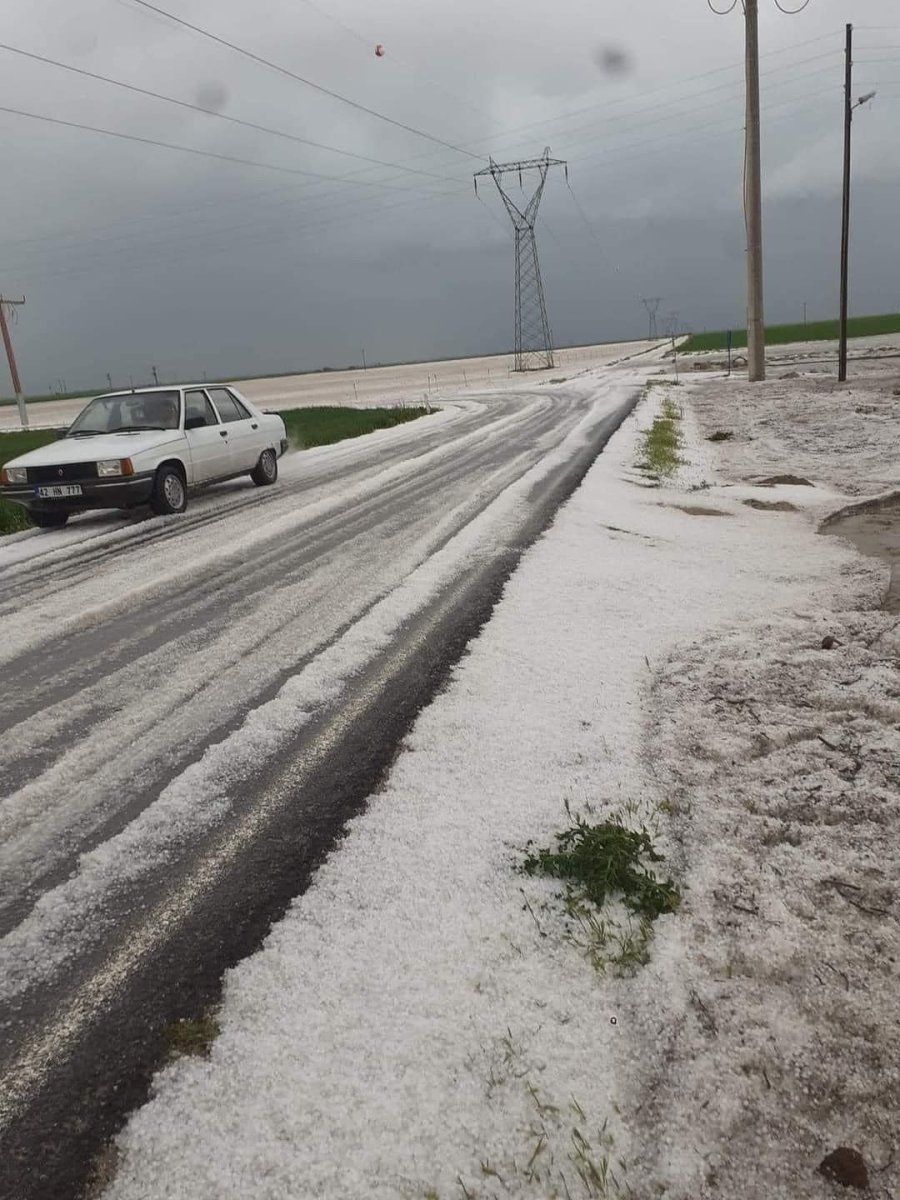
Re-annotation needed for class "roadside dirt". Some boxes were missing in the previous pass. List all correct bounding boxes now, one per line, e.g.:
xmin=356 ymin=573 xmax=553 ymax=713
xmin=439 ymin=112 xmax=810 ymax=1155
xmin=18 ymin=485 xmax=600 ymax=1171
xmin=823 ymin=494 xmax=900 ymax=612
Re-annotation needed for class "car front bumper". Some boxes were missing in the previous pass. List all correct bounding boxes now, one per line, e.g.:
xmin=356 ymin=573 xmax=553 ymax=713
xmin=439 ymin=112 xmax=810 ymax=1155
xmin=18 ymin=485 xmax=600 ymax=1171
xmin=1 ymin=472 xmax=155 ymax=513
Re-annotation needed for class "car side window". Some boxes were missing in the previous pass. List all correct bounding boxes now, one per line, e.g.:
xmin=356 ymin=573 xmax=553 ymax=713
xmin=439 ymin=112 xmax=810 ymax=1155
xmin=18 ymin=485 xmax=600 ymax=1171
xmin=184 ymin=390 xmax=219 ymax=430
xmin=208 ymin=388 xmax=247 ymax=423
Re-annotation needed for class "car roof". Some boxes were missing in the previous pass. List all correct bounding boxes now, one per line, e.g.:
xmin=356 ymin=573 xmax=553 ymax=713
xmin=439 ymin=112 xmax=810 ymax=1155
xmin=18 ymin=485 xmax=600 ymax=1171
xmin=93 ymin=384 xmax=235 ymax=399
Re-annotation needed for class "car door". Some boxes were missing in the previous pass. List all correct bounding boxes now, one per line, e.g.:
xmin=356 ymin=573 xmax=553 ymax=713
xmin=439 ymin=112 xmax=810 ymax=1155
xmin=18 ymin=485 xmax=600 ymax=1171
xmin=183 ymin=389 xmax=231 ymax=482
xmin=206 ymin=388 xmax=264 ymax=472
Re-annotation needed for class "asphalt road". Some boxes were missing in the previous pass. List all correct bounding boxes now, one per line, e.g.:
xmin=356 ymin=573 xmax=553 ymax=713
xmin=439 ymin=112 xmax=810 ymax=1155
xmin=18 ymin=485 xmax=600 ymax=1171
xmin=0 ymin=370 xmax=641 ymax=1200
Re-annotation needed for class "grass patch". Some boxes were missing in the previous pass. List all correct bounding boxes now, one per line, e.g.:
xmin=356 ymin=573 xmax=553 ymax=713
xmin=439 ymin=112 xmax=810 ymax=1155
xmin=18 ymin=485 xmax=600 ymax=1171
xmin=0 ymin=428 xmax=63 ymax=535
xmin=524 ymin=818 xmax=679 ymax=920
xmin=445 ymin=1076 xmax=627 ymax=1199
xmin=680 ymin=311 xmax=900 ymax=353
xmin=162 ymin=1012 xmax=220 ymax=1059
xmin=522 ymin=813 xmax=679 ymax=977
xmin=706 ymin=429 xmax=733 ymax=442
xmin=279 ymin=404 xmax=430 ymax=449
xmin=0 ymin=428 xmax=61 ymax=462
xmin=639 ymin=396 xmax=682 ymax=479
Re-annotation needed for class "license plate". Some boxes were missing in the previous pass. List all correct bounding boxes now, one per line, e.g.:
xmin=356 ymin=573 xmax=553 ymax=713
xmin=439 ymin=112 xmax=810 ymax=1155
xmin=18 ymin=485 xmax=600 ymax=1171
xmin=36 ymin=484 xmax=83 ymax=498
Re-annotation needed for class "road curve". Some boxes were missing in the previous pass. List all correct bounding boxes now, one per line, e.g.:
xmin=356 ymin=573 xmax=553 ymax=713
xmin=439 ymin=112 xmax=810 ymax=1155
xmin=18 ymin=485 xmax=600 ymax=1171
xmin=0 ymin=370 xmax=641 ymax=1200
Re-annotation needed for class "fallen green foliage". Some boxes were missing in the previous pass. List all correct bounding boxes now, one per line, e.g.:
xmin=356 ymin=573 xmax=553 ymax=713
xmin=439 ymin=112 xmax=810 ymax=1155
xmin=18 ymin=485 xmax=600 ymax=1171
xmin=524 ymin=817 xmax=680 ymax=921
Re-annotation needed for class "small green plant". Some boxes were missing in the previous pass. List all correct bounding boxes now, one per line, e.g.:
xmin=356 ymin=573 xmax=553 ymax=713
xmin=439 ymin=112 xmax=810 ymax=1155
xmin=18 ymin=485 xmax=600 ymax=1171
xmin=162 ymin=1012 xmax=220 ymax=1059
xmin=523 ymin=818 xmax=679 ymax=920
xmin=638 ymin=397 xmax=682 ymax=479
xmin=522 ymin=814 xmax=679 ymax=977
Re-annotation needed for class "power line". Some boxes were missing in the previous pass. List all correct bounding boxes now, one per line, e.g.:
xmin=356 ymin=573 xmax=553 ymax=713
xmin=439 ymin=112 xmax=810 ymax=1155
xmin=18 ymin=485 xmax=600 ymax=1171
xmin=457 ymin=35 xmax=843 ymax=153
xmin=0 ymin=83 xmax=836 ymax=278
xmin=124 ymin=0 xmax=485 ymax=162
xmin=0 ymin=42 xmax=461 ymax=185
xmin=0 ymin=24 xmax=847 ymax=281
xmin=0 ymin=103 xmax=467 ymax=192
xmin=294 ymin=0 xmax=492 ymax=123
xmin=546 ymin=63 xmax=842 ymax=158
xmin=562 ymin=85 xmax=839 ymax=175
xmin=13 ymin=187 xmax=463 ymax=287
xmin=0 ymin=34 xmax=845 ymax=260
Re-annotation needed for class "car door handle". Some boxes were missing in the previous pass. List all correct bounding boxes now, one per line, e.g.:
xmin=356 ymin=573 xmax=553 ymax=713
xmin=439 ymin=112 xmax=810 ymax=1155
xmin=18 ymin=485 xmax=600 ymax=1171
xmin=219 ymin=430 xmax=228 ymax=438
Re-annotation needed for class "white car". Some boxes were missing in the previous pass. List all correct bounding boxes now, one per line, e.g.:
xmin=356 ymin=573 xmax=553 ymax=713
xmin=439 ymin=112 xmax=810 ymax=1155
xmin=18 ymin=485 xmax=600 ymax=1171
xmin=0 ymin=385 xmax=288 ymax=528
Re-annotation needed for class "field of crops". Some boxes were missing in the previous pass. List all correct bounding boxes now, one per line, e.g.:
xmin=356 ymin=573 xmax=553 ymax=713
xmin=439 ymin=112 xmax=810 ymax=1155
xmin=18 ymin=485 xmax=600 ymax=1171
xmin=680 ymin=312 xmax=900 ymax=353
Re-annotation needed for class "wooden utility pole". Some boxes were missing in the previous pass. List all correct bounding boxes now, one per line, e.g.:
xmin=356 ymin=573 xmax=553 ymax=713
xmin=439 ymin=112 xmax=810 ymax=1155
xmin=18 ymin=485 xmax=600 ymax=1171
xmin=0 ymin=296 xmax=28 ymax=427
xmin=744 ymin=0 xmax=766 ymax=382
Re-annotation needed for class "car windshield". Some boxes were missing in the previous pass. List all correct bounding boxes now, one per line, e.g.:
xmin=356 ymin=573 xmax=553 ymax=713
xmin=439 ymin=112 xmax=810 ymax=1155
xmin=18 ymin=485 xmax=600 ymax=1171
xmin=66 ymin=391 xmax=181 ymax=435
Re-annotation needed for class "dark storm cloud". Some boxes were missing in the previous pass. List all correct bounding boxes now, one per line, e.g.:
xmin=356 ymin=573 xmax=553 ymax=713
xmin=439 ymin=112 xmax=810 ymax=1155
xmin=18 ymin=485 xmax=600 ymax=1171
xmin=0 ymin=0 xmax=897 ymax=390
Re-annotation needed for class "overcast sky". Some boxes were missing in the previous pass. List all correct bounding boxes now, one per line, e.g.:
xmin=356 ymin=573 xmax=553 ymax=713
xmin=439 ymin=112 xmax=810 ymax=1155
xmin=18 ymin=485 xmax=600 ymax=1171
xmin=1 ymin=0 xmax=898 ymax=392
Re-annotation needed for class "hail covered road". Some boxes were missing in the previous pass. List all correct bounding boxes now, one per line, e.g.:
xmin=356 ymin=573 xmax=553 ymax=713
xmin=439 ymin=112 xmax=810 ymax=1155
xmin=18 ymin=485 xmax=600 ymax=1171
xmin=0 ymin=364 xmax=643 ymax=1199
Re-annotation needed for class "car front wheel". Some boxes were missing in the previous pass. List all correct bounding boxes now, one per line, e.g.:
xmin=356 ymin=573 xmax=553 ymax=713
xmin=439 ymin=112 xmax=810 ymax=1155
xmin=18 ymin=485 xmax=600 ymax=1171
xmin=150 ymin=465 xmax=187 ymax=515
xmin=31 ymin=510 xmax=70 ymax=529
xmin=250 ymin=448 xmax=278 ymax=487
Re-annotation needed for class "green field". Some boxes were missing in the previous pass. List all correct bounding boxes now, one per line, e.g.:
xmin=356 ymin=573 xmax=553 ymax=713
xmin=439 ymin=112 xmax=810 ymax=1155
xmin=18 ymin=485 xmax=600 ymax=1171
xmin=680 ymin=312 xmax=900 ymax=354
xmin=0 ymin=428 xmax=61 ymax=533
xmin=279 ymin=405 xmax=430 ymax=449
xmin=0 ymin=406 xmax=430 ymax=535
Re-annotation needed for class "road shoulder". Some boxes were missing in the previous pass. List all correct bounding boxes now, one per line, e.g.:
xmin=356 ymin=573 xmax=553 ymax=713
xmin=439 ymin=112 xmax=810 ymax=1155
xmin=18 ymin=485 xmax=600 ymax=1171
xmin=104 ymin=368 xmax=900 ymax=1200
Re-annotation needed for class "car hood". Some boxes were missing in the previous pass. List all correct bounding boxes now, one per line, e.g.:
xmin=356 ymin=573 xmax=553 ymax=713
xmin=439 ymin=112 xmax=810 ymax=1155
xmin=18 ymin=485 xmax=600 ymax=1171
xmin=7 ymin=431 xmax=183 ymax=468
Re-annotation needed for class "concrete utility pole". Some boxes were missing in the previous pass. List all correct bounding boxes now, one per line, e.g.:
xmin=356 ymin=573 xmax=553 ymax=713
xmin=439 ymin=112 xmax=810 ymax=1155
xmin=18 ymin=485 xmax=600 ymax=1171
xmin=838 ymin=23 xmax=853 ymax=383
xmin=0 ymin=295 xmax=28 ymax=427
xmin=744 ymin=0 xmax=766 ymax=382
xmin=711 ymin=0 xmax=813 ymax=382
xmin=838 ymin=24 xmax=876 ymax=383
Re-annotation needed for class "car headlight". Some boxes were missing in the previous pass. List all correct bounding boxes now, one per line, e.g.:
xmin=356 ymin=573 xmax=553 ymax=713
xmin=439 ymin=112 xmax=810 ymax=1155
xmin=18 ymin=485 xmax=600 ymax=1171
xmin=1 ymin=466 xmax=27 ymax=484
xmin=97 ymin=458 xmax=134 ymax=477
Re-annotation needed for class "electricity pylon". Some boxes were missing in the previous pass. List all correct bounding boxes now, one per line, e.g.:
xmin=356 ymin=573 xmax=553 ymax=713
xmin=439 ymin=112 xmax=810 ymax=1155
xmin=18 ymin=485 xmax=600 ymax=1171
xmin=475 ymin=148 xmax=567 ymax=371
xmin=640 ymin=297 xmax=663 ymax=341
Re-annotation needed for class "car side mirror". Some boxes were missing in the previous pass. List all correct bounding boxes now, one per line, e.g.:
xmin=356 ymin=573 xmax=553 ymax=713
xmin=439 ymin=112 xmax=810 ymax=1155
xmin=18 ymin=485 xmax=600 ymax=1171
xmin=184 ymin=416 xmax=206 ymax=430
xmin=55 ymin=428 xmax=69 ymax=440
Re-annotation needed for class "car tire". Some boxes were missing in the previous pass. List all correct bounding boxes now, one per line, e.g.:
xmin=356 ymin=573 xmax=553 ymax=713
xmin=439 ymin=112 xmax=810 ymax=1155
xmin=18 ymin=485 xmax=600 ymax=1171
xmin=31 ymin=510 xmax=70 ymax=529
xmin=250 ymin=448 xmax=278 ymax=487
xmin=150 ymin=465 xmax=188 ymax=515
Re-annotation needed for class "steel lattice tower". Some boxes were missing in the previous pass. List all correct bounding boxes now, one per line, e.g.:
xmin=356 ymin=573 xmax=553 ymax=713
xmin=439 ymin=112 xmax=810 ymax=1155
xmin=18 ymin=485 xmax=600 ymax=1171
xmin=475 ymin=148 xmax=567 ymax=372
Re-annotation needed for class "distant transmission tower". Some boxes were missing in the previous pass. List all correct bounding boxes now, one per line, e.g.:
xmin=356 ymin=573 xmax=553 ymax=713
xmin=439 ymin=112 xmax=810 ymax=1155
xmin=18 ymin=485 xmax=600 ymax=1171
xmin=475 ymin=148 xmax=567 ymax=371
xmin=640 ymin=297 xmax=663 ymax=341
